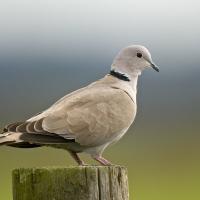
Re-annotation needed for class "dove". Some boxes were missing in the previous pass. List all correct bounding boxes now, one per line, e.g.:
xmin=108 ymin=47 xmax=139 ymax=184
xmin=0 ymin=45 xmax=159 ymax=165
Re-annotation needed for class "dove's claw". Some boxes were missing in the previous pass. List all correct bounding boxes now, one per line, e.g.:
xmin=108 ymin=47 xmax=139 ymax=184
xmin=93 ymin=156 xmax=112 ymax=166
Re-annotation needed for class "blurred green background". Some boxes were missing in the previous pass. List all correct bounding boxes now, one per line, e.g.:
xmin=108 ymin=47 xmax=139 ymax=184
xmin=0 ymin=0 xmax=200 ymax=199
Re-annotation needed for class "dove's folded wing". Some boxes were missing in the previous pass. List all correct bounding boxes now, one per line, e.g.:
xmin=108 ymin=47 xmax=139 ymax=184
xmin=41 ymin=86 xmax=136 ymax=147
xmin=2 ymin=76 xmax=136 ymax=147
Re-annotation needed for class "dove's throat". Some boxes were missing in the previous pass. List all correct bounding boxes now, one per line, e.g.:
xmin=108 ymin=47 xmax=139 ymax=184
xmin=129 ymin=75 xmax=138 ymax=94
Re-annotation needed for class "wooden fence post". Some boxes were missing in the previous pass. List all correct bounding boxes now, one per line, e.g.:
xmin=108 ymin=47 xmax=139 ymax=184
xmin=12 ymin=166 xmax=129 ymax=200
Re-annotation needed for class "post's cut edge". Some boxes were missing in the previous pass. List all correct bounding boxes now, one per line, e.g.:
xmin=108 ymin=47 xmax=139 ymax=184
xmin=12 ymin=165 xmax=129 ymax=200
xmin=12 ymin=165 xmax=127 ymax=172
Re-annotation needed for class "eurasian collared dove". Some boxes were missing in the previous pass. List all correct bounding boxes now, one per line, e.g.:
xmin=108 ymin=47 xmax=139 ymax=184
xmin=0 ymin=45 xmax=159 ymax=165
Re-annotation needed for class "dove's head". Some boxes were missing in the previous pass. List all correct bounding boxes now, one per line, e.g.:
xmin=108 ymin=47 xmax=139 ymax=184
xmin=111 ymin=45 xmax=159 ymax=77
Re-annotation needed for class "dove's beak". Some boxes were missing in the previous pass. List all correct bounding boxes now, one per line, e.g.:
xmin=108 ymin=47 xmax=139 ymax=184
xmin=151 ymin=62 xmax=159 ymax=72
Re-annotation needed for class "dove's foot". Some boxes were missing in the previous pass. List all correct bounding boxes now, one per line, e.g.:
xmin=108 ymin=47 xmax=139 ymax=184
xmin=69 ymin=151 xmax=86 ymax=166
xmin=93 ymin=156 xmax=112 ymax=166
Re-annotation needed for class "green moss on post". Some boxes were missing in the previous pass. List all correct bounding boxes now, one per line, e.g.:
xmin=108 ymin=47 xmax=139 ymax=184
xmin=12 ymin=166 xmax=129 ymax=200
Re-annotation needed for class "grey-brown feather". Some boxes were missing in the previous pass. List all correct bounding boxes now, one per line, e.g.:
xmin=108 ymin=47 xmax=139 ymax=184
xmin=19 ymin=133 xmax=74 ymax=144
xmin=0 ymin=119 xmax=75 ymax=147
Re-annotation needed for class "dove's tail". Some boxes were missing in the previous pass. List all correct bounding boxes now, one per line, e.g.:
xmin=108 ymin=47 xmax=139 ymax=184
xmin=0 ymin=132 xmax=42 ymax=148
xmin=0 ymin=132 xmax=23 ymax=146
xmin=0 ymin=130 xmax=73 ymax=148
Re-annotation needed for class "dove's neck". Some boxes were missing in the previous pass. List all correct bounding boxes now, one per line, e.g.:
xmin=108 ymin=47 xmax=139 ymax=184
xmin=111 ymin=66 xmax=140 ymax=93
xmin=129 ymin=75 xmax=138 ymax=93
xmin=109 ymin=68 xmax=139 ymax=104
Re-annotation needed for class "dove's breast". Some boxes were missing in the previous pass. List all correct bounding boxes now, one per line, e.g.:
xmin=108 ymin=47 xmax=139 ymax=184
xmin=73 ymin=87 xmax=137 ymax=146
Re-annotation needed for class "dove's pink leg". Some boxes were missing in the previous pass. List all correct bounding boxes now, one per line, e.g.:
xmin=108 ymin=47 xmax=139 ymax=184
xmin=68 ymin=151 xmax=86 ymax=166
xmin=93 ymin=156 xmax=112 ymax=166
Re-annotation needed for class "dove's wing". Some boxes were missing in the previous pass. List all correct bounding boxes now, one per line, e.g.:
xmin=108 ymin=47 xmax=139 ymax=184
xmin=41 ymin=85 xmax=136 ymax=147
xmin=2 ymin=76 xmax=136 ymax=147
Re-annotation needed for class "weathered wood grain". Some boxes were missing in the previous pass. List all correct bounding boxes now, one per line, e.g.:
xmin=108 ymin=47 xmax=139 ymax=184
xmin=12 ymin=166 xmax=129 ymax=200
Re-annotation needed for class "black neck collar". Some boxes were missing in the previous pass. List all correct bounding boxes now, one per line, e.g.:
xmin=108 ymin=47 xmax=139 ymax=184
xmin=109 ymin=70 xmax=130 ymax=82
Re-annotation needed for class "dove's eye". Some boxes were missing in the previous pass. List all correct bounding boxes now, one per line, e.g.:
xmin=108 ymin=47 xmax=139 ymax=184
xmin=137 ymin=53 xmax=142 ymax=58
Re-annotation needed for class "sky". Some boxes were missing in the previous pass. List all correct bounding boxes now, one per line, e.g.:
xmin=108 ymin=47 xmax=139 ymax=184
xmin=0 ymin=0 xmax=199 ymax=70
